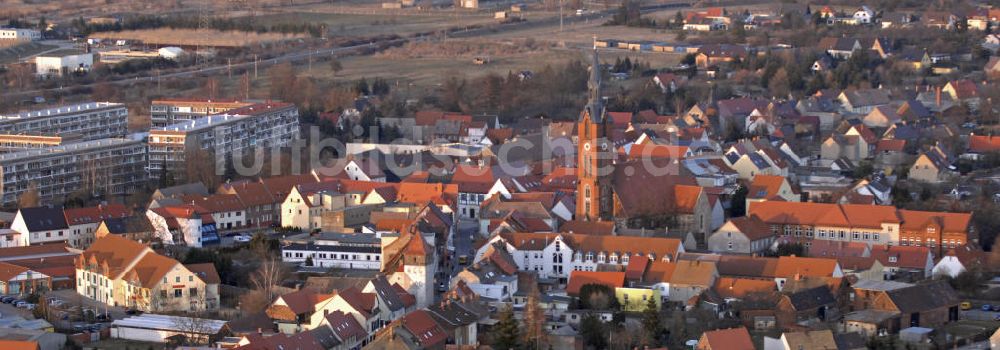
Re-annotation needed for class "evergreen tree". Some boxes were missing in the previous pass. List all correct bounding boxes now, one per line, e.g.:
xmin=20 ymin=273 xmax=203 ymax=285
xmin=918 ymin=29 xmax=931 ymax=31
xmin=491 ymin=305 xmax=521 ymax=350
xmin=579 ymin=313 xmax=608 ymax=349
xmin=641 ymin=297 xmax=662 ymax=346
xmin=354 ymin=78 xmax=370 ymax=96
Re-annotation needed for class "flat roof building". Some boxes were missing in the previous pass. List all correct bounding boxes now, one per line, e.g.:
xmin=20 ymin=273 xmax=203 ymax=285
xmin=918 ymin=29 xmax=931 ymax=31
xmin=0 ymin=138 xmax=147 ymax=205
xmin=147 ymin=102 xmax=299 ymax=181
xmin=149 ymin=98 xmax=255 ymax=128
xmin=0 ymin=102 xmax=127 ymax=141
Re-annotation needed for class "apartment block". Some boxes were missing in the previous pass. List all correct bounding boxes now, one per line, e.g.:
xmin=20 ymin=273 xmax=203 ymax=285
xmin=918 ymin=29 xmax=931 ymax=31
xmin=147 ymin=102 xmax=300 ymax=181
xmin=149 ymin=98 xmax=254 ymax=128
xmin=0 ymin=102 xmax=127 ymax=141
xmin=0 ymin=138 xmax=147 ymax=206
xmin=0 ymin=134 xmax=80 ymax=153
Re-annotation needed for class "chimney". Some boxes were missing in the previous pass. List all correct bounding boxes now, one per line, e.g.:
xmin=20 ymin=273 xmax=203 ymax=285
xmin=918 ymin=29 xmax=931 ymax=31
xmin=794 ymin=273 xmax=801 ymax=281
xmin=935 ymin=86 xmax=942 ymax=107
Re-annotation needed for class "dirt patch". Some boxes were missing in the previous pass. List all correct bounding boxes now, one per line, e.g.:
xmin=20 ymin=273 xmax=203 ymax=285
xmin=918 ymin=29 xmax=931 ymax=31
xmin=376 ymin=38 xmax=550 ymax=59
xmin=89 ymin=28 xmax=306 ymax=47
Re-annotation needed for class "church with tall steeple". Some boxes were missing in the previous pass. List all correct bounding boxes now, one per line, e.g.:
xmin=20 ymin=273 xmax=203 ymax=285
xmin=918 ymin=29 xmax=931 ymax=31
xmin=575 ymin=49 xmax=615 ymax=222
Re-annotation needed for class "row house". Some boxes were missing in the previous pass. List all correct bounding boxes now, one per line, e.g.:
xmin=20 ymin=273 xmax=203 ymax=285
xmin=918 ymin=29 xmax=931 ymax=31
xmin=747 ymin=201 xmax=971 ymax=253
xmin=475 ymin=232 xmax=684 ymax=281
xmin=217 ymin=174 xmax=321 ymax=228
xmin=62 ymin=204 xmax=132 ymax=248
xmin=10 ymin=204 xmax=130 ymax=248
xmin=181 ymin=194 xmax=247 ymax=230
xmin=0 ymin=138 xmax=147 ymax=206
xmin=75 ymin=235 xmax=219 ymax=312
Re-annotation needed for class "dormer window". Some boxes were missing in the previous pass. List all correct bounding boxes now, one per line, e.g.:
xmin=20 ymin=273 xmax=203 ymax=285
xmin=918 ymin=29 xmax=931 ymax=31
xmin=597 ymin=253 xmax=606 ymax=263
xmin=622 ymin=255 xmax=630 ymax=264
xmin=586 ymin=253 xmax=594 ymax=261
xmin=888 ymin=256 xmax=897 ymax=263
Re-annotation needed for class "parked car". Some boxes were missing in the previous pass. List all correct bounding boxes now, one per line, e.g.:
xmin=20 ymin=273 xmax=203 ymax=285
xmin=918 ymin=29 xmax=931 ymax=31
xmin=0 ymin=296 xmax=14 ymax=303
xmin=961 ymin=301 xmax=972 ymax=310
xmin=983 ymin=304 xmax=992 ymax=312
xmin=234 ymin=235 xmax=252 ymax=243
xmin=125 ymin=309 xmax=141 ymax=315
xmin=224 ymin=232 xmax=243 ymax=237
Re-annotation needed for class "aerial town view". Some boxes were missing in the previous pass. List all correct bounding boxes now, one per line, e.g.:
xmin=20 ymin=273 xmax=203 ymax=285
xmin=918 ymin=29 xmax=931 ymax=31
xmin=4 ymin=0 xmax=1000 ymax=349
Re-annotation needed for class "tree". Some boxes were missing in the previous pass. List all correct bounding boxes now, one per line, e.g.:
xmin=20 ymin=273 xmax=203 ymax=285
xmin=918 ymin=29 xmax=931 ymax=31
xmin=523 ymin=286 xmax=547 ymax=349
xmin=249 ymin=259 xmax=287 ymax=304
xmin=354 ymin=78 xmax=370 ymax=96
xmin=579 ymin=313 xmax=608 ymax=349
xmin=491 ymin=305 xmax=520 ymax=350
xmin=172 ymin=314 xmax=215 ymax=345
xmin=641 ymin=297 xmax=662 ymax=346
xmin=304 ymin=255 xmax=314 ymax=267
xmin=578 ymin=284 xmax=620 ymax=310
xmin=329 ymin=59 xmax=343 ymax=78
xmin=771 ymin=242 xmax=806 ymax=257
xmin=18 ymin=182 xmax=40 ymax=208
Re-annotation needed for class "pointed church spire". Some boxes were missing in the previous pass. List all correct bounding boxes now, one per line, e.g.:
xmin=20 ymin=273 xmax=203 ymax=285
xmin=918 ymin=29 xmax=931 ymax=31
xmin=585 ymin=45 xmax=604 ymax=123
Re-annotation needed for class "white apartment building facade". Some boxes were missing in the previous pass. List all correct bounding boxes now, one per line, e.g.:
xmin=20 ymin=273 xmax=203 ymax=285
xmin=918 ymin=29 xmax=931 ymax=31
xmin=147 ymin=102 xmax=299 ymax=181
xmin=281 ymin=233 xmax=382 ymax=269
xmin=0 ymin=138 xmax=147 ymax=206
xmin=0 ymin=102 xmax=128 ymax=141
xmin=149 ymin=99 xmax=254 ymax=128
xmin=0 ymin=28 xmax=41 ymax=41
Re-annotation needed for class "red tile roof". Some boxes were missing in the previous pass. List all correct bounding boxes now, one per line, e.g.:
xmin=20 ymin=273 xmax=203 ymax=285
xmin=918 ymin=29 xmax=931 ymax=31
xmin=401 ymin=310 xmax=449 ymax=347
xmin=713 ymin=277 xmax=776 ymax=299
xmin=566 ymin=271 xmax=626 ymax=296
xmin=64 ymin=204 xmax=131 ymax=226
xmin=0 ymin=262 xmax=29 ymax=281
xmin=624 ymin=255 xmax=650 ymax=281
xmin=969 ymin=135 xmax=1000 ymax=153
xmin=699 ymin=327 xmax=754 ymax=350
xmin=870 ymin=245 xmax=931 ymax=269
xmin=876 ymin=139 xmax=907 ymax=153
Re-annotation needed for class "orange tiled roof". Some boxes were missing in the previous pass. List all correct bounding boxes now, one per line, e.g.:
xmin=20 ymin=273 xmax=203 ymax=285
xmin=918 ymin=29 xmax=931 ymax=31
xmin=773 ymin=256 xmax=839 ymax=278
xmin=674 ymin=185 xmax=703 ymax=214
xmin=969 ymin=135 xmax=1000 ymax=153
xmin=700 ymin=327 xmax=755 ymax=350
xmin=0 ymin=262 xmax=29 ymax=281
xmin=566 ymin=271 xmax=626 ymax=295
xmin=713 ymin=277 xmax=776 ymax=299
xmin=748 ymin=175 xmax=786 ymax=199
xmin=898 ymin=209 xmax=971 ymax=233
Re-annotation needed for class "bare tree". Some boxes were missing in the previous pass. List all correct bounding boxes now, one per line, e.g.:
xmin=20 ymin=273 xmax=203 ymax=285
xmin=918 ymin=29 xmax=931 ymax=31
xmin=172 ymin=313 xmax=216 ymax=345
xmin=522 ymin=285 xmax=548 ymax=349
xmin=249 ymin=259 xmax=287 ymax=303
xmin=18 ymin=182 xmax=40 ymax=208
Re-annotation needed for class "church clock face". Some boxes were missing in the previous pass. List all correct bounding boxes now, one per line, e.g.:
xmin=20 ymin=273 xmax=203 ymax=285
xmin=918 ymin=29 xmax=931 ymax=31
xmin=583 ymin=142 xmax=591 ymax=151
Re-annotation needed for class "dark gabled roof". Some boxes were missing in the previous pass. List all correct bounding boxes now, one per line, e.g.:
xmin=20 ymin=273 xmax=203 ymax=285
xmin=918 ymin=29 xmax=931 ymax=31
xmin=426 ymin=300 xmax=484 ymax=329
xmin=884 ymin=280 xmax=959 ymax=313
xmin=18 ymin=207 xmax=68 ymax=231
xmin=369 ymin=275 xmax=406 ymax=312
xmin=785 ymin=286 xmax=836 ymax=310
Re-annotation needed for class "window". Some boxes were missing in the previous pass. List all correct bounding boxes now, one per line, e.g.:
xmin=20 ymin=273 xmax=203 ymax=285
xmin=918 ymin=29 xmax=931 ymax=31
xmin=852 ymin=232 xmax=860 ymax=240
xmin=175 ymin=276 xmax=180 ymax=283
xmin=174 ymin=289 xmax=183 ymax=298
xmin=189 ymin=276 xmax=193 ymax=282
xmin=863 ymin=233 xmax=870 ymax=240
xmin=873 ymin=234 xmax=879 ymax=241
xmin=727 ymin=241 xmax=733 ymax=250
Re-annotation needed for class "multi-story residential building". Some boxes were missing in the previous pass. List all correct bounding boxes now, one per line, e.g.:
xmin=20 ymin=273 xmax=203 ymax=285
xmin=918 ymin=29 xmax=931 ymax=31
xmin=0 ymin=134 xmax=80 ymax=153
xmin=146 ymin=204 xmax=219 ymax=248
xmin=0 ymin=28 xmax=41 ymax=41
xmin=149 ymin=99 xmax=254 ymax=128
xmin=147 ymin=102 xmax=300 ymax=181
xmin=0 ymin=102 xmax=127 ymax=141
xmin=0 ymin=138 xmax=147 ymax=206
xmin=281 ymin=232 xmax=382 ymax=269
xmin=75 ymin=235 xmax=218 ymax=312
xmin=475 ymin=232 xmax=684 ymax=281
xmin=747 ymin=202 xmax=971 ymax=255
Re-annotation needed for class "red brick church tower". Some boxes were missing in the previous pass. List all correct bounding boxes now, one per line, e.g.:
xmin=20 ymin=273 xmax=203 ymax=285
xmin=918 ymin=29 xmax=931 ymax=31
xmin=576 ymin=49 xmax=614 ymax=222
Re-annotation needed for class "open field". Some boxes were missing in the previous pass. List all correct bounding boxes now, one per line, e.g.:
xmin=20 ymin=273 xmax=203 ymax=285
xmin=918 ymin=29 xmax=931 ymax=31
xmin=248 ymin=11 xmax=498 ymax=38
xmin=89 ymin=28 xmax=307 ymax=47
xmin=0 ymin=42 xmax=58 ymax=65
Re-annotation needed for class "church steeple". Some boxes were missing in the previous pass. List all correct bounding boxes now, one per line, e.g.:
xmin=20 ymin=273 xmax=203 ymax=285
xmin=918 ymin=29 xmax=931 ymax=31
xmin=584 ymin=46 xmax=605 ymax=123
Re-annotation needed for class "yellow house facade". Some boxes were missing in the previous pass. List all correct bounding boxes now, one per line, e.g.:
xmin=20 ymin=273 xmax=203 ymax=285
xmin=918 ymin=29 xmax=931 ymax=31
xmin=615 ymin=287 xmax=662 ymax=312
